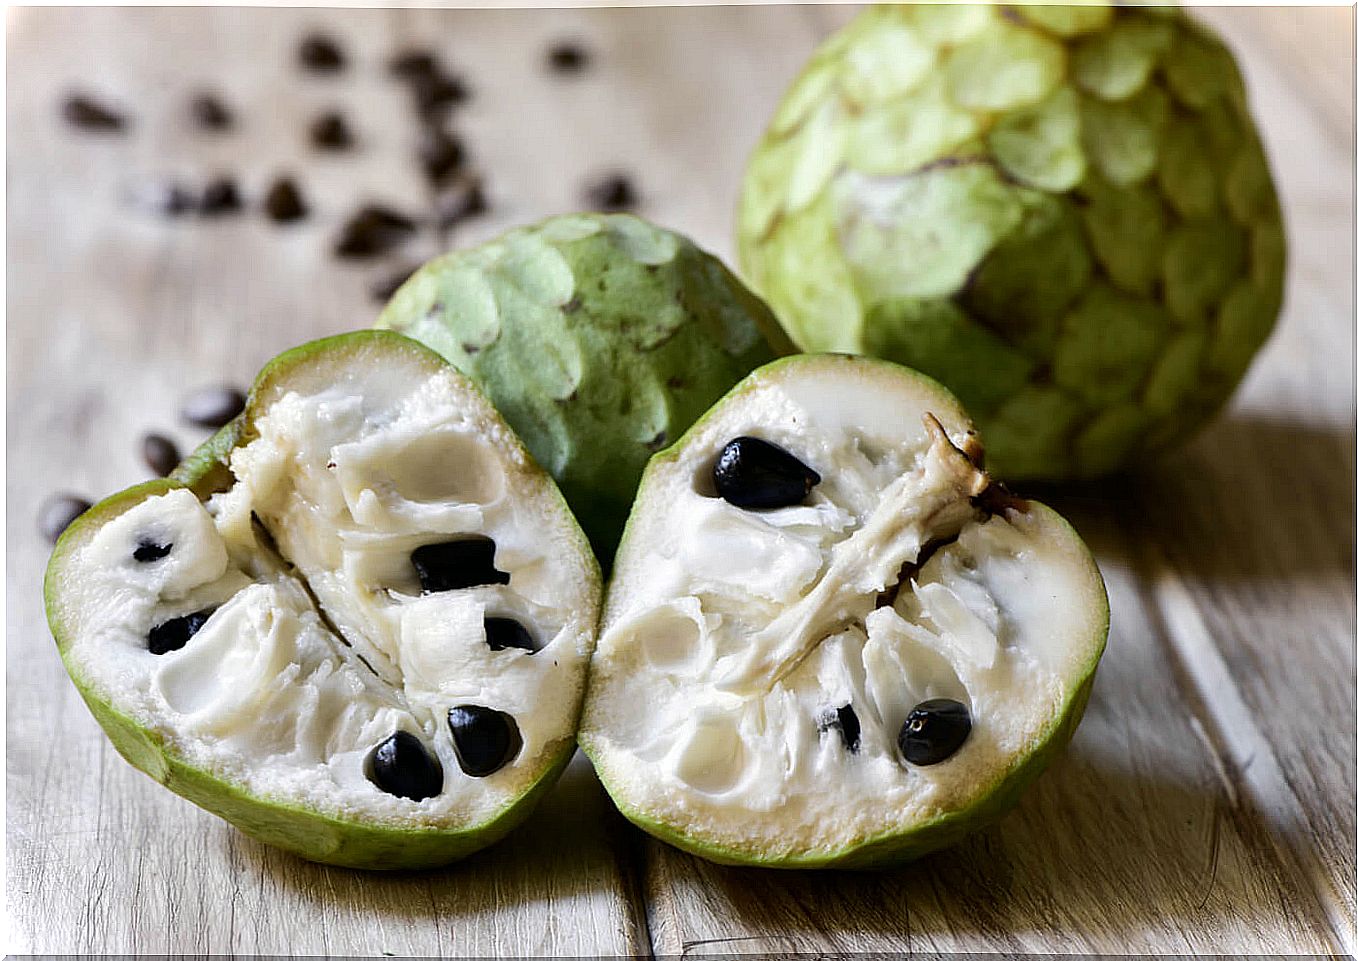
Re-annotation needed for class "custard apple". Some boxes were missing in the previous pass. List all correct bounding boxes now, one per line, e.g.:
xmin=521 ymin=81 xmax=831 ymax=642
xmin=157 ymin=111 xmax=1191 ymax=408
xmin=738 ymin=4 xmax=1285 ymax=479
xmin=580 ymin=354 xmax=1108 ymax=867
xmin=378 ymin=213 xmax=791 ymax=563
xmin=45 ymin=331 xmax=600 ymax=869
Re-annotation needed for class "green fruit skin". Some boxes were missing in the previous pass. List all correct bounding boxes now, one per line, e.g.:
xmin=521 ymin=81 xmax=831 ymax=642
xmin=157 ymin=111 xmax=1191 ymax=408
xmin=737 ymin=4 xmax=1285 ymax=481
xmin=46 ymin=331 xmax=596 ymax=870
xmin=377 ymin=213 xmax=792 ymax=565
xmin=580 ymin=353 xmax=1109 ymax=868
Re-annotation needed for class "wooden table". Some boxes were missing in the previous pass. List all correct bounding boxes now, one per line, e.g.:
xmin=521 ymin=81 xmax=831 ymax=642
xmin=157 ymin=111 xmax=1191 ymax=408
xmin=7 ymin=5 xmax=1354 ymax=956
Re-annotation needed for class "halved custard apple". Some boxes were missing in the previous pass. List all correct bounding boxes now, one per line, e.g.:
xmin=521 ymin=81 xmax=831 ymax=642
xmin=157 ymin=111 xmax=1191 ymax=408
xmin=579 ymin=354 xmax=1108 ymax=867
xmin=44 ymin=331 xmax=600 ymax=869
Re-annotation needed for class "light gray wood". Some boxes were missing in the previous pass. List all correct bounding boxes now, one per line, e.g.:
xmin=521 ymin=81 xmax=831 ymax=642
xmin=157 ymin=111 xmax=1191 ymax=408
xmin=7 ymin=4 xmax=1354 ymax=958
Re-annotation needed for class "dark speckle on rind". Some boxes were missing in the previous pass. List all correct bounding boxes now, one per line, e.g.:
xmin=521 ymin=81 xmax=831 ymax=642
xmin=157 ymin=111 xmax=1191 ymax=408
xmin=645 ymin=430 xmax=668 ymax=452
xmin=666 ymin=375 xmax=687 ymax=390
xmin=562 ymin=296 xmax=583 ymax=313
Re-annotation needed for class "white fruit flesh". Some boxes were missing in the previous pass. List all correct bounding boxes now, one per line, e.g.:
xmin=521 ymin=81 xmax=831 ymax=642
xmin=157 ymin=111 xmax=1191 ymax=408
xmin=581 ymin=358 xmax=1106 ymax=860
xmin=61 ymin=360 xmax=595 ymax=829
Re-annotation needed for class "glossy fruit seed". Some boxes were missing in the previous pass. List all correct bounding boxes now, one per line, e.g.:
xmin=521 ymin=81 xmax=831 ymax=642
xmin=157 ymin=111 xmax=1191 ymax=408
xmin=713 ymin=436 xmax=821 ymax=509
xmin=411 ymin=538 xmax=510 ymax=593
xmin=367 ymin=730 xmax=444 ymax=802
xmin=147 ymin=608 xmax=216 ymax=655
xmin=484 ymin=617 xmax=537 ymax=654
xmin=899 ymin=698 xmax=972 ymax=767
xmin=818 ymin=703 xmax=861 ymax=753
xmin=133 ymin=539 xmax=172 ymax=563
xmin=447 ymin=705 xmax=521 ymax=777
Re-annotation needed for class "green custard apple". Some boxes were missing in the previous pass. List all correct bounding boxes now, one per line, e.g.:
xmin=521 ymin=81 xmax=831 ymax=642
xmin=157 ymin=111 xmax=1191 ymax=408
xmin=44 ymin=331 xmax=601 ymax=869
xmin=579 ymin=354 xmax=1108 ymax=867
xmin=377 ymin=213 xmax=791 ymax=564
xmin=738 ymin=3 xmax=1285 ymax=480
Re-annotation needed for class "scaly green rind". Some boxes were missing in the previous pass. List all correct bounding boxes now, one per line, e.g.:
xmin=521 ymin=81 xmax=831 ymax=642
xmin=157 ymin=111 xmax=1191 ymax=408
xmin=378 ymin=213 xmax=790 ymax=564
xmin=45 ymin=331 xmax=596 ymax=870
xmin=737 ymin=4 xmax=1285 ymax=480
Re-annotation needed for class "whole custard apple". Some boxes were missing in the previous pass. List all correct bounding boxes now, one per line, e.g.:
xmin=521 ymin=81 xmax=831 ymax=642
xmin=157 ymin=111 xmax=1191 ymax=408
xmin=379 ymin=213 xmax=791 ymax=563
xmin=737 ymin=3 xmax=1285 ymax=480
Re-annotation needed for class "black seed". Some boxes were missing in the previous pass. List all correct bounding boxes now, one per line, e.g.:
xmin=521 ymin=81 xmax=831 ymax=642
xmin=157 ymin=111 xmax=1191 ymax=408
xmin=388 ymin=48 xmax=438 ymax=81
xmin=148 ymin=608 xmax=216 ymax=655
xmin=583 ymin=171 xmax=637 ymax=212
xmin=369 ymin=263 xmax=418 ymax=303
xmin=38 ymin=493 xmax=92 ymax=543
xmin=333 ymin=204 xmax=418 ymax=259
xmin=199 ymin=177 xmax=242 ymax=216
xmin=298 ymin=32 xmax=346 ymax=72
xmin=181 ymin=385 xmax=246 ymax=428
xmin=547 ymin=40 xmax=590 ymax=74
xmin=417 ymin=125 xmax=466 ymax=187
xmin=410 ymin=71 xmax=470 ymax=122
xmin=189 ymin=91 xmax=233 ymax=130
xmin=367 ymin=730 xmax=443 ymax=801
xmin=129 ymin=178 xmax=195 ymax=217
xmin=412 ymin=537 xmax=510 ymax=593
xmin=133 ymin=539 xmax=172 ymax=563
xmin=484 ymin=617 xmax=537 ymax=654
xmin=817 ymin=703 xmax=861 ymax=753
xmin=433 ymin=175 xmax=488 ymax=232
xmin=310 ymin=110 xmax=353 ymax=150
xmin=447 ymin=705 xmax=521 ymax=777
xmin=262 ymin=176 xmax=307 ymax=223
xmin=898 ymin=698 xmax=971 ymax=766
xmin=712 ymin=436 xmax=821 ymax=510
xmin=141 ymin=432 xmax=181 ymax=477
xmin=61 ymin=93 xmax=126 ymax=132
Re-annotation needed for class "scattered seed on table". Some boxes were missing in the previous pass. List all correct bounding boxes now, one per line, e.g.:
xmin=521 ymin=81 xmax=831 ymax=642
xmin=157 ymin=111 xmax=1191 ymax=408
xmin=61 ymin=93 xmax=127 ymax=132
xmin=310 ymin=110 xmax=353 ymax=150
xmin=433 ymin=174 xmax=488 ymax=231
xmin=417 ymin=126 xmax=466 ymax=187
xmin=263 ymin=176 xmax=308 ymax=223
xmin=333 ymin=205 xmax=419 ymax=259
xmin=38 ymin=494 xmax=92 ymax=543
xmin=298 ymin=32 xmax=346 ymax=72
xmin=141 ymin=433 xmax=181 ymax=477
xmin=199 ymin=177 xmax=242 ymax=215
xmin=410 ymin=71 xmax=469 ymax=122
xmin=130 ymin=178 xmax=195 ymax=217
xmin=389 ymin=48 xmax=438 ymax=80
xmin=189 ymin=92 xmax=233 ymax=130
xmin=369 ymin=263 xmax=419 ymax=303
xmin=583 ymin=171 xmax=637 ymax=212
xmin=546 ymin=40 xmax=590 ymax=74
xmin=181 ymin=385 xmax=246 ymax=428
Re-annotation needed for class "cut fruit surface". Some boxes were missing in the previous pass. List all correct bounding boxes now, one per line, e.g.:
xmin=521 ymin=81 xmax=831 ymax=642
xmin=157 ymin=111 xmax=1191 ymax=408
xmin=45 ymin=331 xmax=600 ymax=869
xmin=579 ymin=354 xmax=1107 ymax=867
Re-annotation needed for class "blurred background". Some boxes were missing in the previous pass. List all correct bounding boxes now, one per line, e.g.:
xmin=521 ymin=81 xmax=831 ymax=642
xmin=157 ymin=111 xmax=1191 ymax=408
xmin=7 ymin=5 xmax=1355 ymax=957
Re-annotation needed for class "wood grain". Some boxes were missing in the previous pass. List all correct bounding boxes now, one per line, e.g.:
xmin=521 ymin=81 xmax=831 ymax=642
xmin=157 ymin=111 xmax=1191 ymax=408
xmin=6 ymin=4 xmax=1354 ymax=958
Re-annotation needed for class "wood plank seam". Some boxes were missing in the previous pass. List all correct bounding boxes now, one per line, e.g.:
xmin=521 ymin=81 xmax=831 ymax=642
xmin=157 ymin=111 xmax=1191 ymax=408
xmin=1127 ymin=532 xmax=1354 ymax=954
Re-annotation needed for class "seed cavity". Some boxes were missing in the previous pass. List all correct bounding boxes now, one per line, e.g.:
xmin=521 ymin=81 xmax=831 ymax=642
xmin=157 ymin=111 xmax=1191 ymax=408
xmin=898 ymin=698 xmax=971 ymax=766
xmin=367 ymin=730 xmax=443 ymax=801
xmin=817 ymin=703 xmax=861 ymax=753
xmin=712 ymin=436 xmax=821 ymax=510
xmin=411 ymin=537 xmax=509 ymax=593
xmin=447 ymin=705 xmax=521 ymax=777
xmin=133 ymin=539 xmax=172 ymax=563
xmin=147 ymin=608 xmax=216 ymax=655
xmin=484 ymin=617 xmax=538 ymax=654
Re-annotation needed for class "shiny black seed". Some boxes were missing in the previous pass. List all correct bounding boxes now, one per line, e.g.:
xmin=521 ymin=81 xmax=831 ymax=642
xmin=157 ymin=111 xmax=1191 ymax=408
xmin=369 ymin=263 xmax=418 ymax=303
xmin=583 ymin=171 xmax=636 ymax=212
xmin=333 ymin=204 xmax=418 ymax=259
xmin=38 ymin=493 xmax=92 ymax=543
xmin=412 ymin=538 xmax=509 ymax=593
xmin=367 ymin=730 xmax=443 ymax=801
xmin=898 ymin=698 xmax=971 ymax=766
xmin=181 ymin=385 xmax=246 ymax=428
xmin=62 ymin=93 xmax=126 ymax=132
xmin=148 ymin=608 xmax=216 ymax=655
xmin=388 ymin=48 xmax=438 ymax=80
xmin=141 ymin=432 xmax=180 ymax=477
xmin=447 ymin=705 xmax=521 ymax=777
xmin=263 ymin=176 xmax=307 ymax=223
xmin=199 ymin=177 xmax=242 ymax=215
xmin=190 ymin=92 xmax=233 ymax=130
xmin=817 ymin=703 xmax=861 ymax=753
xmin=299 ymin=33 xmax=346 ymax=72
xmin=133 ymin=539 xmax=172 ymax=563
xmin=417 ymin=125 xmax=466 ymax=187
xmin=547 ymin=40 xmax=590 ymax=74
xmin=433 ymin=175 xmax=488 ymax=232
xmin=310 ymin=110 xmax=353 ymax=150
xmin=712 ymin=436 xmax=821 ymax=509
xmin=484 ymin=617 xmax=537 ymax=654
